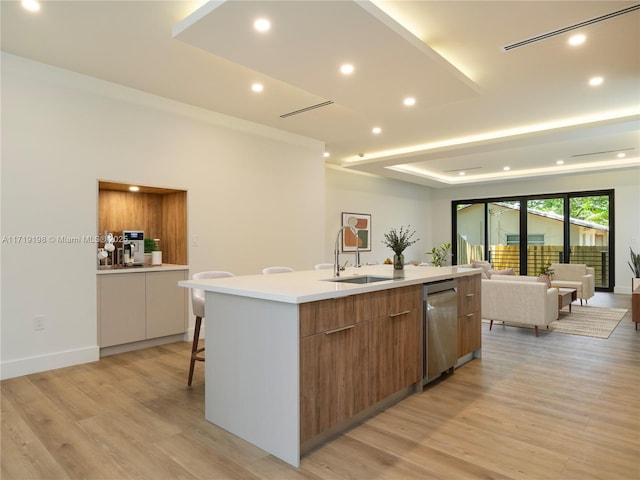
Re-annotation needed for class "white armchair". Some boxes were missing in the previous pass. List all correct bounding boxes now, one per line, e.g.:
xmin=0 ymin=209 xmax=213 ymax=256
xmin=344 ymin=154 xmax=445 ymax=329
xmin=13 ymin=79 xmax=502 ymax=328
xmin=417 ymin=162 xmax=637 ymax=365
xmin=482 ymin=278 xmax=558 ymax=337
xmin=549 ymin=263 xmax=595 ymax=305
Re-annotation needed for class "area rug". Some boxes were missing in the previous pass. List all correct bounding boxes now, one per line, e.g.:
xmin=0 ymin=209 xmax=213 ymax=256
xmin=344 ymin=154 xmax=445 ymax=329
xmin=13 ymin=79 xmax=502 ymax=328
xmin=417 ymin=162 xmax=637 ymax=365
xmin=482 ymin=305 xmax=628 ymax=339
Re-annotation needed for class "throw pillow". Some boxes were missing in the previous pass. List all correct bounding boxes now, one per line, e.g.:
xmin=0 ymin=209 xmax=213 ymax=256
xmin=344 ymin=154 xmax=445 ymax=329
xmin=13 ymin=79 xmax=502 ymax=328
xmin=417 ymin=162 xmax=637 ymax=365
xmin=488 ymin=268 xmax=515 ymax=278
xmin=538 ymin=274 xmax=552 ymax=288
xmin=471 ymin=260 xmax=491 ymax=279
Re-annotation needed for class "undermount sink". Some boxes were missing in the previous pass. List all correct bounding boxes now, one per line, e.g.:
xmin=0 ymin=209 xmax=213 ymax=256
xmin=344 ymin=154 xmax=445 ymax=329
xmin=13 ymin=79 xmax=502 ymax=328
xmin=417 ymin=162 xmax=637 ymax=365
xmin=325 ymin=275 xmax=393 ymax=284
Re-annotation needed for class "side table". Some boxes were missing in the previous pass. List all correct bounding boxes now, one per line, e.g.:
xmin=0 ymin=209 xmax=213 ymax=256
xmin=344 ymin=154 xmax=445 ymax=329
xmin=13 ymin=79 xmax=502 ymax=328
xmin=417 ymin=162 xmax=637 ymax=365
xmin=558 ymin=288 xmax=577 ymax=314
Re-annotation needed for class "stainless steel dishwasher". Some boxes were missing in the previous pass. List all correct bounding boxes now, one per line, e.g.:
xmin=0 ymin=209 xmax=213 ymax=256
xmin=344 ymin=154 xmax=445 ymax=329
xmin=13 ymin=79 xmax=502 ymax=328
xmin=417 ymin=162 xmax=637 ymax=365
xmin=423 ymin=279 xmax=458 ymax=384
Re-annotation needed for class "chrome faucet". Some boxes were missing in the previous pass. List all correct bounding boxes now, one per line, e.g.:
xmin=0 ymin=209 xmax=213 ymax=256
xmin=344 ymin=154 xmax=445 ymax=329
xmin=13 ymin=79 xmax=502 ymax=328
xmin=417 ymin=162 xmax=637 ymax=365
xmin=334 ymin=225 xmax=360 ymax=277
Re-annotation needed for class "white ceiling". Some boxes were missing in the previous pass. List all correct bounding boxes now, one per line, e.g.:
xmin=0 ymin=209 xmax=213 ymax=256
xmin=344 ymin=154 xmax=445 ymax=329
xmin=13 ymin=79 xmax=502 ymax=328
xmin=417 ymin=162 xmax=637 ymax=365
xmin=2 ymin=0 xmax=639 ymax=188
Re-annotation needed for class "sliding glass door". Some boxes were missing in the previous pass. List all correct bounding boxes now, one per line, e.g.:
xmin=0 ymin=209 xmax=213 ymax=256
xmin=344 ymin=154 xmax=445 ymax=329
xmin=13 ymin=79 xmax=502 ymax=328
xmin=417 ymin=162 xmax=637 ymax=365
xmin=452 ymin=190 xmax=614 ymax=291
xmin=455 ymin=203 xmax=485 ymax=265
xmin=568 ymin=194 xmax=611 ymax=288
xmin=526 ymin=197 xmax=565 ymax=276
xmin=488 ymin=201 xmax=521 ymax=273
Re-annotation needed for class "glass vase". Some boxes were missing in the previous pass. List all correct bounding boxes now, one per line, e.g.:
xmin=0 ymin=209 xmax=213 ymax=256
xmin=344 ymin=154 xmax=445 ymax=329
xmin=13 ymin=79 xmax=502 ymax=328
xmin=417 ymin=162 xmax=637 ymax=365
xmin=393 ymin=253 xmax=404 ymax=270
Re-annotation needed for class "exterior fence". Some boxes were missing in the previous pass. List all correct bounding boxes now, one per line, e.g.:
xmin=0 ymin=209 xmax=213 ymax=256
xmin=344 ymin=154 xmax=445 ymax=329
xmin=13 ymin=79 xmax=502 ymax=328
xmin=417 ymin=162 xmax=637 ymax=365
xmin=486 ymin=245 xmax=609 ymax=288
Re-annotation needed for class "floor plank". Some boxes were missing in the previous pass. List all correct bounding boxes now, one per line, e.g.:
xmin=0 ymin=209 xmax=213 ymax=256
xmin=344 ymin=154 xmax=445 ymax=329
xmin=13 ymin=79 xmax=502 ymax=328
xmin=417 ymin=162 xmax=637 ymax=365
xmin=1 ymin=292 xmax=638 ymax=479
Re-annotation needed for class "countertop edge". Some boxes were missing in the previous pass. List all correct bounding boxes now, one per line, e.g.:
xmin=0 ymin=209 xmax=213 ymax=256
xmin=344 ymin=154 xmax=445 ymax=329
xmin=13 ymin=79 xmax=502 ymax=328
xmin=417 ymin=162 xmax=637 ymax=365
xmin=179 ymin=266 xmax=481 ymax=304
xmin=97 ymin=264 xmax=189 ymax=274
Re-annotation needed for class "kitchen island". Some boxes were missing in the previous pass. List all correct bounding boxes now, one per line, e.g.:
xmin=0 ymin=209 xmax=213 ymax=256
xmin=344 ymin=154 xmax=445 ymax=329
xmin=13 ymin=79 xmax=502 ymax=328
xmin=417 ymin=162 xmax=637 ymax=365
xmin=179 ymin=264 xmax=480 ymax=467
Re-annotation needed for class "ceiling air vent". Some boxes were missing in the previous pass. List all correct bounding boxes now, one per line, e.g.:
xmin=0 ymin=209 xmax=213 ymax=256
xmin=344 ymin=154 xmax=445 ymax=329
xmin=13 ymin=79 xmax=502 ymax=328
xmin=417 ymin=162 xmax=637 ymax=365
xmin=443 ymin=166 xmax=482 ymax=173
xmin=503 ymin=4 xmax=640 ymax=51
xmin=571 ymin=147 xmax=635 ymax=158
xmin=280 ymin=101 xmax=334 ymax=118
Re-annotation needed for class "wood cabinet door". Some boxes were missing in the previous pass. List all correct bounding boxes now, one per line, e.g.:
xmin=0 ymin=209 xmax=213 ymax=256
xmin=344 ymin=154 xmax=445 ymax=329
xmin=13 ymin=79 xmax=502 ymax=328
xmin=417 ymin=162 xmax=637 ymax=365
xmin=369 ymin=308 xmax=420 ymax=404
xmin=98 ymin=273 xmax=146 ymax=347
xmin=457 ymin=274 xmax=481 ymax=357
xmin=145 ymin=270 xmax=187 ymax=338
xmin=299 ymin=321 xmax=369 ymax=444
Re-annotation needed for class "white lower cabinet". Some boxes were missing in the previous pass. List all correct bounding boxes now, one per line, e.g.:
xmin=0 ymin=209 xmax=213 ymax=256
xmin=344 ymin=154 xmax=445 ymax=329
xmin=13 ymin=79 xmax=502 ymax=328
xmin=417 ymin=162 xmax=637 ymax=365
xmin=98 ymin=269 xmax=187 ymax=348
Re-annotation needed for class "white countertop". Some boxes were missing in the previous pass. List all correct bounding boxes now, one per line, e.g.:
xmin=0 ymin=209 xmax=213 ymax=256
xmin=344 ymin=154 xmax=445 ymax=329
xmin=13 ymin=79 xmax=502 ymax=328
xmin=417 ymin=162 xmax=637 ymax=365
xmin=179 ymin=264 xmax=480 ymax=304
xmin=97 ymin=264 xmax=189 ymax=274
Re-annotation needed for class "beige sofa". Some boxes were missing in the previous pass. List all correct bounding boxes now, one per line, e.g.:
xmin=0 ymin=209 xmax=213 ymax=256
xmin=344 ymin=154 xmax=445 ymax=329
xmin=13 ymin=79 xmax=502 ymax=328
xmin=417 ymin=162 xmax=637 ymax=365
xmin=549 ymin=263 xmax=595 ymax=305
xmin=481 ymin=275 xmax=559 ymax=337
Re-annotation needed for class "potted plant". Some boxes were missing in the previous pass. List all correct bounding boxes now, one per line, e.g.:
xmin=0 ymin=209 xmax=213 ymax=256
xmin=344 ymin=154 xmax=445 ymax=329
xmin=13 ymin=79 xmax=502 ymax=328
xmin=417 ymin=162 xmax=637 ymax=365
xmin=536 ymin=262 xmax=554 ymax=288
xmin=426 ymin=242 xmax=452 ymax=267
xmin=144 ymin=238 xmax=157 ymax=266
xmin=382 ymin=225 xmax=419 ymax=272
xmin=629 ymin=247 xmax=640 ymax=292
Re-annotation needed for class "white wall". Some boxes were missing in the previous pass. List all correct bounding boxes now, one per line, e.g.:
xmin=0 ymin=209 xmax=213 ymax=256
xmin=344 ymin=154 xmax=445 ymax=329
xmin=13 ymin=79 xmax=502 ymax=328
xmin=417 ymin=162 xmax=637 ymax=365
xmin=324 ymin=166 xmax=432 ymax=267
xmin=0 ymin=53 xmax=325 ymax=379
xmin=429 ymin=171 xmax=640 ymax=293
xmin=2 ymin=53 xmax=637 ymax=380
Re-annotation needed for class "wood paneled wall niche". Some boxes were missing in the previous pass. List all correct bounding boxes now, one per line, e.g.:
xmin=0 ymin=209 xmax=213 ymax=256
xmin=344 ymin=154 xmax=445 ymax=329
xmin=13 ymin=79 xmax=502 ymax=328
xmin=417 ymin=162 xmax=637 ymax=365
xmin=98 ymin=182 xmax=187 ymax=265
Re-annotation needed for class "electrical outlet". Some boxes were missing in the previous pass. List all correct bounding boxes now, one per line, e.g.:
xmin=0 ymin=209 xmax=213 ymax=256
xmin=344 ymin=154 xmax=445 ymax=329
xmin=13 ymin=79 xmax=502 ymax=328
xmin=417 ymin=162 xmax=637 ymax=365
xmin=33 ymin=315 xmax=45 ymax=331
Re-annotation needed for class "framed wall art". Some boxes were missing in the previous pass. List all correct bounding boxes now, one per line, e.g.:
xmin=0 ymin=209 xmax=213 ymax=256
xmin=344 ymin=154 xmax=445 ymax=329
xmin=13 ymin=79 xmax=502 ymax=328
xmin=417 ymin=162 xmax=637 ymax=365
xmin=341 ymin=212 xmax=371 ymax=252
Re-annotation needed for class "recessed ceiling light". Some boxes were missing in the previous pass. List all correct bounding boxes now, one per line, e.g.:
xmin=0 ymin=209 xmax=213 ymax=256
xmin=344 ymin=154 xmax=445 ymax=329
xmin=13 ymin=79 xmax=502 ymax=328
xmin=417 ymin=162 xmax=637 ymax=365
xmin=254 ymin=18 xmax=271 ymax=32
xmin=340 ymin=64 xmax=354 ymax=75
xmin=459 ymin=171 xmax=465 ymax=176
xmin=556 ymin=160 xmax=564 ymax=165
xmin=503 ymin=166 xmax=510 ymax=171
xmin=617 ymin=152 xmax=626 ymax=158
xmin=251 ymin=83 xmax=264 ymax=93
xmin=324 ymin=152 xmax=330 ymax=158
xmin=129 ymin=186 xmax=140 ymax=192
xmin=589 ymin=76 xmax=604 ymax=86
xmin=372 ymin=127 xmax=382 ymax=134
xmin=403 ymin=97 xmax=416 ymax=107
xmin=21 ymin=0 xmax=40 ymax=12
xmin=568 ymin=34 xmax=586 ymax=46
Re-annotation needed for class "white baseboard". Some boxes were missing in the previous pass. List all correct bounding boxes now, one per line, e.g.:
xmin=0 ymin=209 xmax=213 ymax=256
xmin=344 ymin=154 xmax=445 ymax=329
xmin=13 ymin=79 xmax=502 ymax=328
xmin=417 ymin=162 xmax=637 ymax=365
xmin=99 ymin=334 xmax=185 ymax=357
xmin=613 ymin=286 xmax=632 ymax=295
xmin=186 ymin=325 xmax=205 ymax=341
xmin=1 ymin=346 xmax=99 ymax=380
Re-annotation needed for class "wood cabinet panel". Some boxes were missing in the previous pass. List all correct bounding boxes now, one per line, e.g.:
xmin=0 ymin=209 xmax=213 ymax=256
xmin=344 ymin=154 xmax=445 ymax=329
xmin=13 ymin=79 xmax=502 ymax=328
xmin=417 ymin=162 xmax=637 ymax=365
xmin=161 ymin=192 xmax=187 ymax=265
xmin=387 ymin=285 xmax=423 ymax=315
xmin=98 ymin=190 xmax=162 ymax=243
xmin=353 ymin=289 xmax=389 ymax=321
xmin=354 ymin=285 xmax=421 ymax=321
xmin=98 ymin=273 xmax=146 ymax=347
xmin=145 ymin=270 xmax=188 ymax=338
xmin=299 ymin=296 xmax=354 ymax=337
xmin=457 ymin=274 xmax=481 ymax=357
xmin=300 ymin=284 xmax=423 ymax=444
xmin=98 ymin=184 xmax=187 ymax=264
xmin=300 ymin=321 xmax=369 ymax=443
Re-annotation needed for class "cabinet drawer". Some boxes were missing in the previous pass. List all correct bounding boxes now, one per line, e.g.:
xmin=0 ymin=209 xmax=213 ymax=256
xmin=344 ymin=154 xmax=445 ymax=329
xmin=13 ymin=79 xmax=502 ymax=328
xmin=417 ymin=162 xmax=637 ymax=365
xmin=457 ymin=274 xmax=481 ymax=316
xmin=299 ymin=296 xmax=355 ymax=337
xmin=457 ymin=274 xmax=481 ymax=357
xmin=355 ymin=285 xmax=422 ymax=321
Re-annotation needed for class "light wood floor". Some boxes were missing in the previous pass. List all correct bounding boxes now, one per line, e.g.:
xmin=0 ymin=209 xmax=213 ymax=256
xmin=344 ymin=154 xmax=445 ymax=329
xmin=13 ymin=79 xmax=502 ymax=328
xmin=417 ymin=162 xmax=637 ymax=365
xmin=2 ymin=293 xmax=638 ymax=479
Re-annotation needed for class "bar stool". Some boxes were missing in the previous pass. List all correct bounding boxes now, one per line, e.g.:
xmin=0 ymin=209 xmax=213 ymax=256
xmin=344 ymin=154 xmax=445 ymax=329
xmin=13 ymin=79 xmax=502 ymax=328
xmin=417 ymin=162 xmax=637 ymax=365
xmin=314 ymin=263 xmax=334 ymax=270
xmin=188 ymin=270 xmax=234 ymax=386
xmin=262 ymin=266 xmax=294 ymax=274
